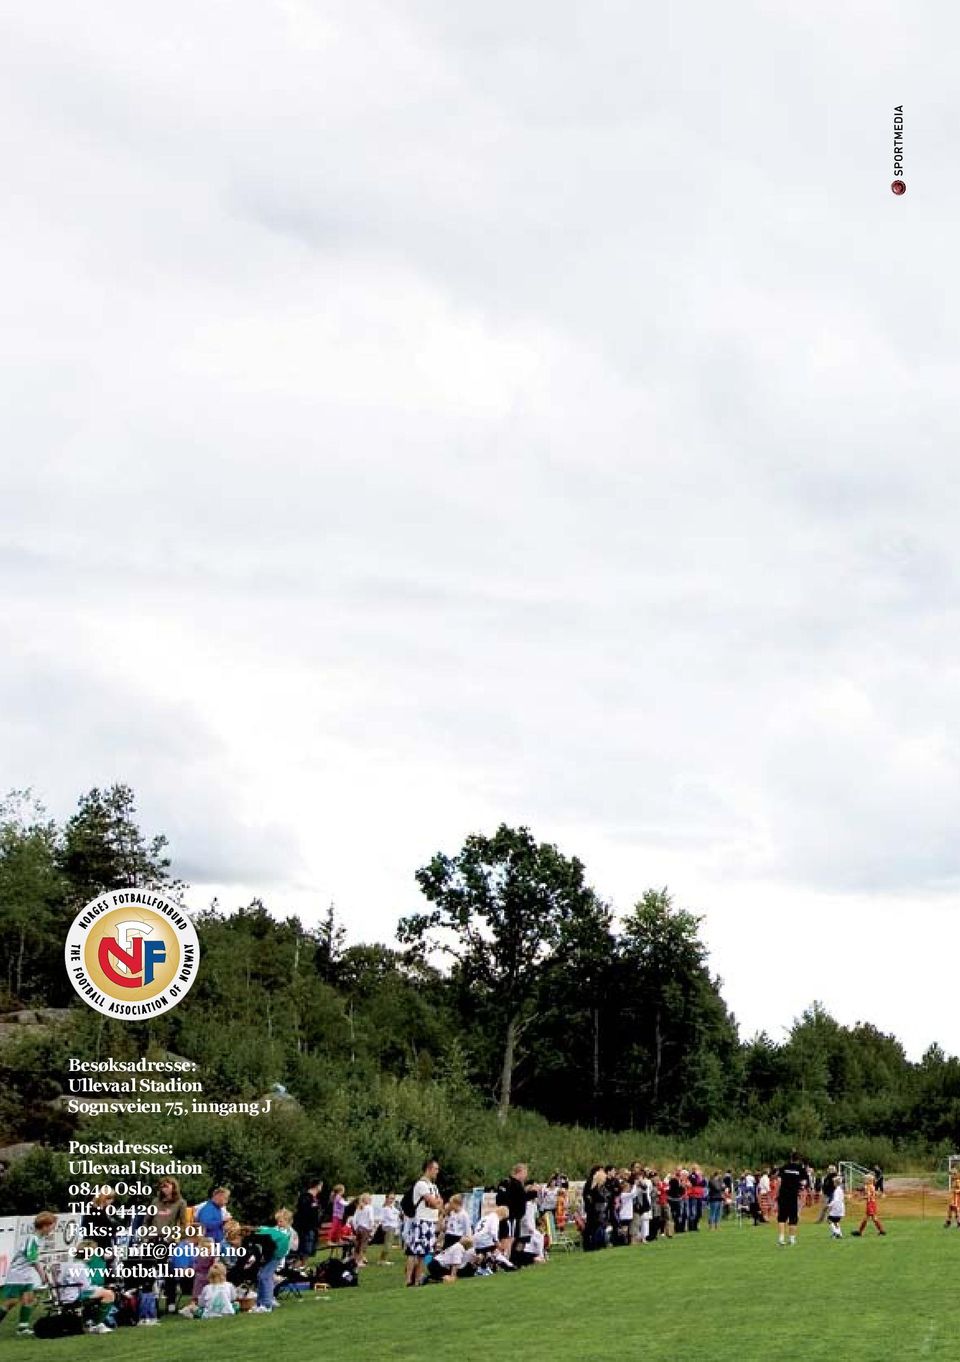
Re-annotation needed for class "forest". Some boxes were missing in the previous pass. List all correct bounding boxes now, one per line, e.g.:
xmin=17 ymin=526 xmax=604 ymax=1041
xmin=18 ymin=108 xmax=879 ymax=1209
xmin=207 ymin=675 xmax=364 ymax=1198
xmin=1 ymin=784 xmax=959 ymax=1218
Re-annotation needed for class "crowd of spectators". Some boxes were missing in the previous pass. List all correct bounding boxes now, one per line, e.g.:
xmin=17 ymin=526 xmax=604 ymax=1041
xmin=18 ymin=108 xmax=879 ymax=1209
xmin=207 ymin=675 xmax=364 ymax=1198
xmin=0 ymin=1155 xmax=889 ymax=1334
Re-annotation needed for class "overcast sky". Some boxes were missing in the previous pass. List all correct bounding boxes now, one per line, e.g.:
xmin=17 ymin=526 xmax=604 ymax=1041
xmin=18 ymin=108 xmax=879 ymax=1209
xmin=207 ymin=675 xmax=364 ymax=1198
xmin=2 ymin=1 xmax=958 ymax=1059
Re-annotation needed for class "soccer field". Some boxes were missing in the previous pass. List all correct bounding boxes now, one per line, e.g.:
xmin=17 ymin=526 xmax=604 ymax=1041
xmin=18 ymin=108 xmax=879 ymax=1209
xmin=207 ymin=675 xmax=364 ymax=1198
xmin=11 ymin=1218 xmax=960 ymax=1361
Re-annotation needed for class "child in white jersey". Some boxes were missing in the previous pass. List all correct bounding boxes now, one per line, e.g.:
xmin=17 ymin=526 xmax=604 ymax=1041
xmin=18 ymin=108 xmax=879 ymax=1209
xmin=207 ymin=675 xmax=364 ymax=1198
xmin=426 ymin=1236 xmax=475 ymax=1283
xmin=196 ymin=1262 xmax=238 ymax=1317
xmin=443 ymin=1195 xmax=473 ymax=1249
xmin=0 ymin=1212 xmax=57 ymax=1337
xmin=473 ymin=1206 xmax=511 ymax=1271
xmin=827 ymin=1182 xmax=845 ymax=1239
xmin=616 ymin=1178 xmax=636 ymax=1245
xmin=376 ymin=1192 xmax=400 ymax=1265
xmin=351 ymin=1193 xmax=375 ymax=1266
xmin=514 ymin=1219 xmax=548 ymax=1266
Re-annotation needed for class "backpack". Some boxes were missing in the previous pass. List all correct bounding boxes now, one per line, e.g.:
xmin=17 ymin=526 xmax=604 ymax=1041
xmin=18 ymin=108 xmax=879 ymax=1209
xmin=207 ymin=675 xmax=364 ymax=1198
xmin=399 ymin=1183 xmax=420 ymax=1218
xmin=113 ymin=1290 xmax=140 ymax=1328
xmin=313 ymin=1256 xmax=359 ymax=1289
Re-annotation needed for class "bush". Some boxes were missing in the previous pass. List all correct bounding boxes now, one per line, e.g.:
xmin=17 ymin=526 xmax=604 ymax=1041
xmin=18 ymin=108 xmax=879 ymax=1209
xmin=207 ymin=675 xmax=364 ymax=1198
xmin=0 ymin=1147 xmax=68 ymax=1217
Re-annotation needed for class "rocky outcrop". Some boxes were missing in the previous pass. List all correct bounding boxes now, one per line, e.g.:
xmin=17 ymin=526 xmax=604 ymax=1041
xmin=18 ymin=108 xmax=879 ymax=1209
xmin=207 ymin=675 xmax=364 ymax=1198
xmin=0 ymin=1007 xmax=75 ymax=1047
xmin=0 ymin=1142 xmax=38 ymax=1166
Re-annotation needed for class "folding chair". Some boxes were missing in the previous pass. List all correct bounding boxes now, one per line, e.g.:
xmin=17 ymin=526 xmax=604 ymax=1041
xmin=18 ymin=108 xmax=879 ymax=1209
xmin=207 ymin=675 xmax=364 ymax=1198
xmin=544 ymin=1210 xmax=577 ymax=1252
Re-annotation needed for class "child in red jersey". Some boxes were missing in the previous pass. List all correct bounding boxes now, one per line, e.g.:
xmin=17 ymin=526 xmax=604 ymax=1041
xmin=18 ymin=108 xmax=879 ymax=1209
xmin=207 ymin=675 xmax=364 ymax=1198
xmin=852 ymin=1176 xmax=886 ymax=1237
xmin=945 ymin=1172 xmax=960 ymax=1228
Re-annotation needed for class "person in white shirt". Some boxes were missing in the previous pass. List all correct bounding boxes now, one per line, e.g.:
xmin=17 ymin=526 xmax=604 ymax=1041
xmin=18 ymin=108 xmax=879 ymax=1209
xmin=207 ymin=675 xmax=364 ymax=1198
xmin=472 ymin=1207 xmax=504 ymax=1252
xmin=539 ymin=1182 xmax=559 ymax=1214
xmin=196 ymin=1263 xmax=237 ymax=1318
xmin=404 ymin=1159 xmax=444 ymax=1288
xmin=0 ymin=1212 xmax=57 ymax=1337
xmin=827 ymin=1183 xmax=845 ymax=1239
xmin=351 ymin=1193 xmax=375 ymax=1266
xmin=514 ymin=1222 xmax=547 ymax=1266
xmin=426 ymin=1236 xmax=476 ymax=1283
xmin=472 ymin=1207 xmax=512 ymax=1271
xmin=443 ymin=1195 xmax=473 ymax=1249
xmin=520 ymin=1194 xmax=539 ymax=1241
xmin=527 ymin=1226 xmax=546 ymax=1260
xmin=376 ymin=1192 xmax=400 ymax=1265
xmin=616 ymin=1179 xmax=636 ymax=1245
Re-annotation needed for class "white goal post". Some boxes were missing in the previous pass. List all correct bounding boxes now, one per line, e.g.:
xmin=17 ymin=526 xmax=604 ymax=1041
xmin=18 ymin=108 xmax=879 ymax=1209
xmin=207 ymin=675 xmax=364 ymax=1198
xmin=838 ymin=1161 xmax=872 ymax=1193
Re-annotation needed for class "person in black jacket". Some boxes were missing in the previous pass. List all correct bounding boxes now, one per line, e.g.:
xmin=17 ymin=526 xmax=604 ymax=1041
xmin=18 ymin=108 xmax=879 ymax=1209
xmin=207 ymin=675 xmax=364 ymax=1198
xmin=581 ymin=1167 xmax=610 ymax=1251
xmin=495 ymin=1163 xmax=531 ymax=1263
xmin=667 ymin=1170 xmax=686 ymax=1233
xmin=603 ymin=1166 xmax=622 ymax=1238
xmin=293 ymin=1179 xmax=323 ymax=1261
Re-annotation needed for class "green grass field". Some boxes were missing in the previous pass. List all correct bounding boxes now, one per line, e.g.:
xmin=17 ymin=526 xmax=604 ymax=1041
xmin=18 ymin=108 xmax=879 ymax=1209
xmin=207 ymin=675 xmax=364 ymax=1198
xmin=9 ymin=1217 xmax=960 ymax=1360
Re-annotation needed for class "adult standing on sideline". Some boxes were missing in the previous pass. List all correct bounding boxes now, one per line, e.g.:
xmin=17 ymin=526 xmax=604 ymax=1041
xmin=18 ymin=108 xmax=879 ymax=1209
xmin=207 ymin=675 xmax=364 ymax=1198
xmin=706 ymin=1171 xmax=726 ymax=1230
xmin=581 ymin=1167 xmax=610 ymax=1250
xmin=496 ymin=1163 xmax=532 ymax=1263
xmin=192 ymin=1188 xmax=230 ymax=1246
xmin=667 ymin=1169 xmax=686 ymax=1234
xmin=293 ymin=1179 xmax=323 ymax=1261
xmin=141 ymin=1177 xmax=189 ymax=1313
xmin=776 ymin=1152 xmax=806 ymax=1246
xmin=686 ymin=1165 xmax=706 ymax=1232
xmin=403 ymin=1158 xmax=443 ymax=1288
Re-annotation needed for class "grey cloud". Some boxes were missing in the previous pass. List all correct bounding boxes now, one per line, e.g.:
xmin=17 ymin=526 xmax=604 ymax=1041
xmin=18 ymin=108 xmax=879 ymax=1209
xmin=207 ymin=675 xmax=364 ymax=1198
xmin=3 ymin=0 xmax=960 ymax=1049
xmin=0 ymin=656 xmax=302 ymax=886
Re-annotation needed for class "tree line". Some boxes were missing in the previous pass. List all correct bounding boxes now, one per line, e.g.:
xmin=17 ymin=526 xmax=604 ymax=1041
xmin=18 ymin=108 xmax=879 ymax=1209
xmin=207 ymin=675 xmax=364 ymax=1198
xmin=2 ymin=785 xmax=960 ymax=1189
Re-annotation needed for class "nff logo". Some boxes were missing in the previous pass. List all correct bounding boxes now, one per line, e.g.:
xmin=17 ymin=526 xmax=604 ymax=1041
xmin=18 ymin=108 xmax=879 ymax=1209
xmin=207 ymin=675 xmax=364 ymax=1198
xmin=97 ymin=920 xmax=167 ymax=989
xmin=65 ymin=890 xmax=199 ymax=1018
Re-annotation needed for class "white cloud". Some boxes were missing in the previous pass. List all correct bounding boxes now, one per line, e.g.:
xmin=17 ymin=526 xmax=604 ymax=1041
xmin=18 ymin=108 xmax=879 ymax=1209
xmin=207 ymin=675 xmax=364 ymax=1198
xmin=2 ymin=0 xmax=959 ymax=1057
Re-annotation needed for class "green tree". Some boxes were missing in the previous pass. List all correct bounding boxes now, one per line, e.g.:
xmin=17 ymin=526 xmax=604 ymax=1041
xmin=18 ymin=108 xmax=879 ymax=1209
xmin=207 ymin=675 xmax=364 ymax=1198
xmin=399 ymin=824 xmax=601 ymax=1123
xmin=314 ymin=903 xmax=346 ymax=985
xmin=613 ymin=888 xmax=739 ymax=1130
xmin=0 ymin=791 xmax=64 ymax=1003
xmin=59 ymin=785 xmax=180 ymax=909
xmin=518 ymin=894 xmax=615 ymax=1126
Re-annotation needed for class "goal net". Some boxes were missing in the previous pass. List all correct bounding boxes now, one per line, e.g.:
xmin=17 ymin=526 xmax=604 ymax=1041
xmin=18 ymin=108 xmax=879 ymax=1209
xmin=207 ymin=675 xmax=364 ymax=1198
xmin=838 ymin=1161 xmax=872 ymax=1193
